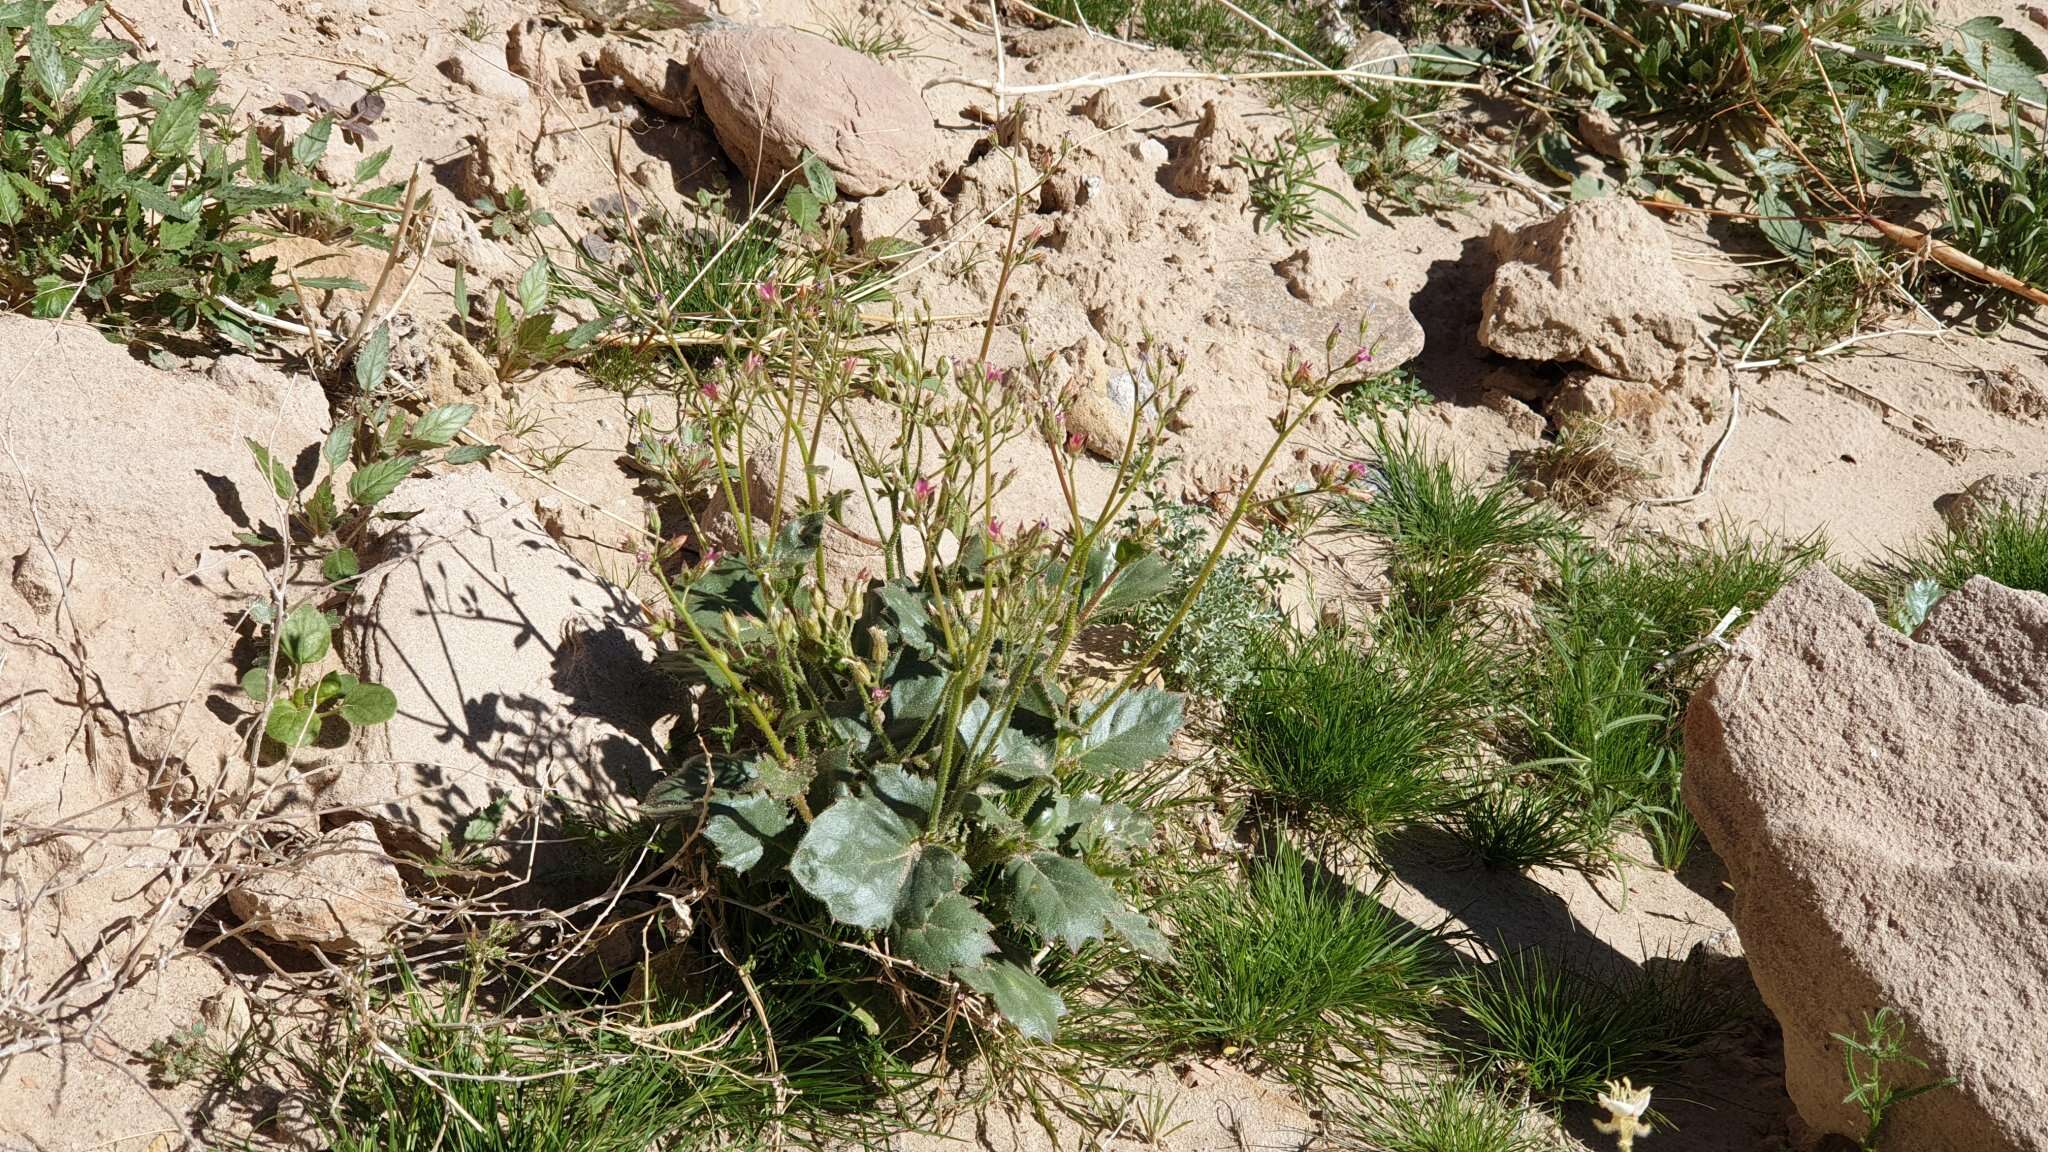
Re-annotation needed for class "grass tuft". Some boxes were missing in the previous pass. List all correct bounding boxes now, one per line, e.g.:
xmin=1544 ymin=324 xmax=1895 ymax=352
xmin=1119 ymin=837 xmax=1444 ymax=1078
xmin=1227 ymin=621 xmax=1491 ymax=836
xmin=1343 ymin=424 xmax=1567 ymax=624
xmin=1860 ymin=502 xmax=2048 ymax=625
xmin=1452 ymin=949 xmax=1729 ymax=1103
xmin=1341 ymin=1073 xmax=1550 ymax=1152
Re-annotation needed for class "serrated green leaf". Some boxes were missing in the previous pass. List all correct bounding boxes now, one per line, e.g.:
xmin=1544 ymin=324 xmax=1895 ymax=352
xmin=347 ymin=454 xmax=417 ymax=507
xmin=322 ymin=420 xmax=355 ymax=472
xmin=956 ymin=960 xmax=1065 ymax=1041
xmin=296 ymin=276 xmax=367 ymax=291
xmin=356 ymin=147 xmax=392 ymax=184
xmin=702 ymin=791 xmax=794 ymax=873
xmin=0 ymin=178 xmax=20 ymax=226
xmin=245 ymin=438 xmax=296 ymax=502
xmin=28 ymin=24 xmax=66 ymax=101
xmin=1106 ymin=907 xmax=1169 ymax=960
xmin=1003 ymin=851 xmax=1119 ymax=950
xmin=292 ymin=117 xmax=332 ymax=168
xmin=277 ymin=601 xmax=332 ymax=667
xmin=515 ymin=257 xmax=550 ymax=314
xmin=897 ymin=892 xmax=997 ymax=974
xmin=1093 ymin=552 xmax=1175 ymax=612
xmin=408 ymin=403 xmax=475 ymax=447
xmin=444 ymin=443 xmax=497 ymax=465
xmin=1073 ymin=687 xmax=1182 ymax=774
xmin=338 ymin=681 xmax=396 ymax=726
xmin=148 ymin=87 xmax=204 ymax=156
xmin=789 ymin=784 xmax=927 ymax=931
xmin=354 ymin=325 xmax=390 ymax=394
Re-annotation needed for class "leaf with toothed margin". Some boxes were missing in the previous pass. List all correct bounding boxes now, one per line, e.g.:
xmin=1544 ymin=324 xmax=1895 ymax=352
xmin=956 ymin=960 xmax=1066 ymax=1041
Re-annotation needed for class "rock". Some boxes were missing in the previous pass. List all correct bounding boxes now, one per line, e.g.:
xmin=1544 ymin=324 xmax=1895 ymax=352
xmin=1275 ymin=246 xmax=1345 ymax=306
xmin=1943 ymin=471 xmax=2048 ymax=530
xmin=440 ymin=39 xmax=531 ymax=103
xmin=945 ymin=147 xmax=1040 ymax=230
xmin=1480 ymin=388 xmax=1548 ymax=439
xmin=1545 ymin=368 xmax=1711 ymax=481
xmin=596 ymin=37 xmax=693 ymax=117
xmin=691 ymin=26 xmax=941 ymax=197
xmin=1914 ymin=577 xmax=2048 ymax=709
xmin=1080 ymin=86 xmax=1136 ymax=130
xmin=449 ymin=124 xmax=534 ymax=207
xmin=1578 ymin=106 xmax=1640 ymax=164
xmin=330 ymin=472 xmax=669 ymax=854
xmin=227 ymin=822 xmax=409 ymax=952
xmin=1683 ymin=567 xmax=2048 ymax=1151
xmin=848 ymin=183 xmax=924 ymax=250
xmin=1164 ymin=100 xmax=1248 ymax=199
xmin=1133 ymin=137 xmax=1169 ymax=165
xmin=558 ymin=0 xmax=715 ymax=28
xmin=0 ymin=317 xmax=327 ymax=798
xmin=1347 ymin=30 xmax=1410 ymax=76
xmin=1480 ymin=197 xmax=1695 ymax=383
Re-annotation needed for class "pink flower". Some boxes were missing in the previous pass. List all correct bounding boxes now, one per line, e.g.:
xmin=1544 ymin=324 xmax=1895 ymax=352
xmin=743 ymin=352 xmax=764 ymax=374
xmin=912 ymin=477 xmax=936 ymax=502
xmin=1350 ymin=347 xmax=1374 ymax=366
xmin=699 ymin=379 xmax=720 ymax=400
xmin=1065 ymin=431 xmax=1085 ymax=454
xmin=756 ymin=280 xmax=779 ymax=303
xmin=1346 ymin=460 xmax=1368 ymax=480
xmin=987 ymin=519 xmax=1005 ymax=540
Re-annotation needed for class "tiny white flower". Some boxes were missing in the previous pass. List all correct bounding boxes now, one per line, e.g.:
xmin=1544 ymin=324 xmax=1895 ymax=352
xmin=1598 ymin=1077 xmax=1653 ymax=1119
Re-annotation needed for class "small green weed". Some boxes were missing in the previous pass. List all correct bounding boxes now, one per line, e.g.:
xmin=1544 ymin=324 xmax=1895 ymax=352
xmin=821 ymin=12 xmax=921 ymax=61
xmin=1835 ymin=1007 xmax=1956 ymax=1150
xmin=1242 ymin=124 xmax=1354 ymax=242
xmin=1940 ymin=123 xmax=2048 ymax=323
xmin=1121 ymin=837 xmax=1443 ymax=1078
xmin=1453 ymin=949 xmax=1728 ymax=1103
xmin=474 ymin=185 xmax=555 ymax=240
xmin=1443 ymin=776 xmax=1605 ymax=874
xmin=1227 ymin=623 xmax=1490 ymax=837
xmin=1117 ymin=495 xmax=1292 ymax=702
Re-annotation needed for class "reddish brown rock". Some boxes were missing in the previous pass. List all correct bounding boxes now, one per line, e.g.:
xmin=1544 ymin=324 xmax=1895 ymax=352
xmin=1683 ymin=567 xmax=2048 ymax=1151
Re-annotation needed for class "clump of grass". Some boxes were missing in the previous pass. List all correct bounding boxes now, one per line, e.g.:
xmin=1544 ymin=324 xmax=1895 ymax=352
xmin=1515 ymin=531 xmax=1822 ymax=867
xmin=1442 ymin=776 xmax=1606 ymax=874
xmin=1521 ymin=421 xmax=1657 ymax=513
xmin=1860 ymin=502 xmax=2048 ymax=623
xmin=1452 ymin=949 xmax=1729 ymax=1103
xmin=1735 ymin=247 xmax=1898 ymax=361
xmin=1121 ymin=837 xmax=1443 ymax=1077
xmin=1340 ymin=1074 xmax=1550 ymax=1152
xmin=821 ymin=12 xmax=921 ymax=61
xmin=1343 ymin=424 xmax=1568 ymax=624
xmin=1939 ymin=121 xmax=2048 ymax=325
xmin=1227 ymin=621 xmax=1492 ymax=836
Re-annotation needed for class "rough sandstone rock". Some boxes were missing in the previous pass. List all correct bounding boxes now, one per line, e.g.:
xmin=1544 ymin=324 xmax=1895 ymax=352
xmin=1683 ymin=567 xmax=2048 ymax=1151
xmin=1914 ymin=576 xmax=2048 ymax=709
xmin=691 ymin=26 xmax=940 ymax=196
xmin=1479 ymin=197 xmax=1695 ymax=383
xmin=440 ymin=39 xmax=531 ymax=103
xmin=1944 ymin=470 xmax=2048 ymax=530
xmin=227 ymin=822 xmax=410 ymax=952
xmin=1164 ymin=100 xmax=1249 ymax=199
xmin=332 ymin=471 xmax=668 ymax=854
xmin=558 ymin=0 xmax=715 ymax=28
xmin=596 ymin=36 xmax=693 ymax=117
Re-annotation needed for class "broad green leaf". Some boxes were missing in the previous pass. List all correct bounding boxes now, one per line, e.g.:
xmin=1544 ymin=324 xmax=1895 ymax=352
xmin=338 ymin=681 xmax=397 ymax=726
xmin=348 ymin=455 xmax=417 ymax=508
xmin=445 ymin=443 xmax=497 ymax=465
xmin=240 ymin=666 xmax=272 ymax=701
xmin=408 ymin=403 xmax=475 ymax=447
xmin=305 ymin=478 xmax=337 ymax=535
xmin=1093 ymin=552 xmax=1175 ymax=612
xmin=1754 ymin=189 xmax=1812 ymax=261
xmin=321 ymin=547 xmax=359 ymax=584
xmin=277 ymin=601 xmax=332 ymax=667
xmin=1107 ymin=908 xmax=1169 ymax=960
xmin=784 ymin=184 xmax=820 ymax=233
xmin=1891 ymin=577 xmax=1945 ymax=633
xmin=356 ymin=147 xmax=392 ymax=183
xmin=1073 ymin=687 xmax=1182 ymax=774
xmin=956 ymin=960 xmax=1066 ymax=1041
xmin=28 ymin=23 xmax=66 ymax=101
xmin=896 ymin=892 xmax=997 ymax=974
xmin=702 ymin=791 xmax=793 ymax=873
xmin=264 ymin=700 xmax=321 ymax=747
xmin=801 ymin=150 xmax=837 ymax=203
xmin=1003 ymin=851 xmax=1119 ymax=950
xmin=789 ymin=779 xmax=929 ymax=930
xmin=0 ymin=178 xmax=19 ymax=226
